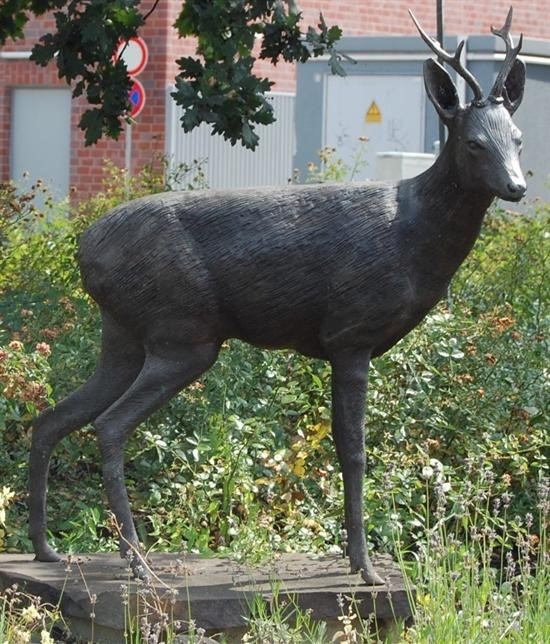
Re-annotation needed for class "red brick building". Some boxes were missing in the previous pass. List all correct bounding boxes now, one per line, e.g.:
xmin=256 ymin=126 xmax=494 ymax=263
xmin=1 ymin=1 xmax=549 ymax=200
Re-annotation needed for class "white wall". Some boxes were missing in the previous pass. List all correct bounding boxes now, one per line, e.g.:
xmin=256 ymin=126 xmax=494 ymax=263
xmin=11 ymin=88 xmax=71 ymax=201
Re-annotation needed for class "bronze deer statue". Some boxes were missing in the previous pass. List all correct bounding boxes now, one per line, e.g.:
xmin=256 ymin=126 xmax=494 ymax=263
xmin=29 ymin=9 xmax=525 ymax=585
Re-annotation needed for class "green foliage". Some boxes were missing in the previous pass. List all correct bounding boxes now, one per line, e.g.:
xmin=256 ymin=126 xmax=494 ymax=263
xmin=0 ymin=1 xmax=65 ymax=44
xmin=361 ymin=211 xmax=548 ymax=550
xmin=244 ymin=585 xmax=328 ymax=642
xmin=0 ymin=160 xmax=206 ymax=552
xmin=29 ymin=0 xmax=142 ymax=144
xmin=0 ymin=179 xmax=48 ymax=254
xmin=395 ymin=466 xmax=550 ymax=643
xmin=0 ymin=1 xmax=344 ymax=148
xmin=302 ymin=143 xmax=369 ymax=183
xmin=173 ymin=3 xmax=345 ymax=149
xmin=1 ymin=189 xmax=546 ymax=564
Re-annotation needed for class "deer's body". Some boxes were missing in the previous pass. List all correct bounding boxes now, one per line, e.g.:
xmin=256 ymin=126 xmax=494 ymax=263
xmin=80 ymin=169 xmax=489 ymax=361
xmin=80 ymin=183 xmax=417 ymax=360
xmin=28 ymin=9 xmax=526 ymax=585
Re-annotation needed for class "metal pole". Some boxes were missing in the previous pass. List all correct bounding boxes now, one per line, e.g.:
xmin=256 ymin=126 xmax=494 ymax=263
xmin=124 ymin=122 xmax=132 ymax=198
xmin=436 ymin=0 xmax=446 ymax=148
xmin=436 ymin=0 xmax=453 ymax=309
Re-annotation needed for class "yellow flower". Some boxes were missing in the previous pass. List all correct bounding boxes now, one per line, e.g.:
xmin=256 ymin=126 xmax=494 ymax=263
xmin=293 ymin=457 xmax=306 ymax=477
xmin=307 ymin=422 xmax=331 ymax=448
xmin=418 ymin=592 xmax=432 ymax=607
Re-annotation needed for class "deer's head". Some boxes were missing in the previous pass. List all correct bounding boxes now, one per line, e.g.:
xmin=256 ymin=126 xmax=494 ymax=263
xmin=412 ymin=7 xmax=526 ymax=202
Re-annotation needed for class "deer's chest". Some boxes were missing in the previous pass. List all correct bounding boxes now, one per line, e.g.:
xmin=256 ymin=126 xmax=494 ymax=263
xmin=319 ymin=270 xmax=446 ymax=356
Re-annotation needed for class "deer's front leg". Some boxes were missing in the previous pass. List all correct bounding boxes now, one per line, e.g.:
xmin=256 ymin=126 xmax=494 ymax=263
xmin=330 ymin=349 xmax=384 ymax=586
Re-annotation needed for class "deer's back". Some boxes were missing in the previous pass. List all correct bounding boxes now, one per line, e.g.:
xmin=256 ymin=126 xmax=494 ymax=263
xmin=79 ymin=182 xmax=422 ymax=357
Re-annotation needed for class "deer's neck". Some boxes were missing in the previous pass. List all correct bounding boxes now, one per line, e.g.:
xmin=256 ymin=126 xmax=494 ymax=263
xmin=397 ymin=147 xmax=493 ymax=285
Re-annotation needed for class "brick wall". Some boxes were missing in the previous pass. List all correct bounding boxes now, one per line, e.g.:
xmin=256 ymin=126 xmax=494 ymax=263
xmin=298 ymin=0 xmax=550 ymax=39
xmin=1 ymin=1 xmax=548 ymax=199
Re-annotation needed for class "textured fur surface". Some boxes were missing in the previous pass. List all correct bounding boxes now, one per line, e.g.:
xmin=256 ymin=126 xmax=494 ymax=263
xmin=78 ymin=172 xmax=484 ymax=361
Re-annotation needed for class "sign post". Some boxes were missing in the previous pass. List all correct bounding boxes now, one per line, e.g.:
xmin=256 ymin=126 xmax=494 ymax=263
xmin=114 ymin=36 xmax=149 ymax=186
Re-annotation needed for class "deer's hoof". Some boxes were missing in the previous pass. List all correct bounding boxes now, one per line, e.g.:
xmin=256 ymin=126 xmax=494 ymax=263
xmin=359 ymin=567 xmax=386 ymax=586
xmin=34 ymin=544 xmax=62 ymax=563
xmin=351 ymin=561 xmax=386 ymax=586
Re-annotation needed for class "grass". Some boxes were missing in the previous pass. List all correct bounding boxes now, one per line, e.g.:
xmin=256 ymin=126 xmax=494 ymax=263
xmin=396 ymin=469 xmax=550 ymax=643
xmin=0 ymin=585 xmax=62 ymax=643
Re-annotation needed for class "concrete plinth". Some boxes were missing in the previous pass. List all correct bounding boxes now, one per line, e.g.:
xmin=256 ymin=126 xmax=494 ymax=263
xmin=0 ymin=552 xmax=412 ymax=642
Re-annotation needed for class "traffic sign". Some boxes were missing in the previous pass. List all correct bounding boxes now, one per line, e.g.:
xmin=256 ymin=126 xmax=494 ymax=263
xmin=128 ymin=79 xmax=146 ymax=118
xmin=115 ymin=37 xmax=148 ymax=76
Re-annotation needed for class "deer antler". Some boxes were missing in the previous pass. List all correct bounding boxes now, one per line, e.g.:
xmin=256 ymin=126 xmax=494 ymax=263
xmin=409 ymin=10 xmax=484 ymax=104
xmin=489 ymin=6 xmax=523 ymax=101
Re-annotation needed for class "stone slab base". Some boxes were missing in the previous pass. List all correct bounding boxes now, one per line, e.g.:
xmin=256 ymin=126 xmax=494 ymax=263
xmin=0 ymin=552 xmax=412 ymax=642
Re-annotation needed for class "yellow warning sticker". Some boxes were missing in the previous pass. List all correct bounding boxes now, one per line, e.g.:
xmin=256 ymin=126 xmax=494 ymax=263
xmin=365 ymin=101 xmax=382 ymax=123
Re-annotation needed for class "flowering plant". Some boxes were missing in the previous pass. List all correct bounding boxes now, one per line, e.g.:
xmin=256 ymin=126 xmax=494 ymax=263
xmin=0 ymin=339 xmax=52 ymax=428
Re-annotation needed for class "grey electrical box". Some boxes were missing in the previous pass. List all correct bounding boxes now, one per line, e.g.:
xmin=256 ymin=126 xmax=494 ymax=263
xmin=324 ymin=74 xmax=425 ymax=181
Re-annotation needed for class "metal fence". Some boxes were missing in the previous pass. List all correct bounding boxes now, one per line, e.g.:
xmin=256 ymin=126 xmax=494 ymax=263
xmin=165 ymin=91 xmax=296 ymax=190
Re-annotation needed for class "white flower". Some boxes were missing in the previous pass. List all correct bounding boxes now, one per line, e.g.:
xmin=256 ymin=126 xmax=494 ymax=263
xmin=41 ymin=630 xmax=55 ymax=644
xmin=12 ymin=628 xmax=31 ymax=643
xmin=21 ymin=604 xmax=40 ymax=624
xmin=421 ymin=466 xmax=434 ymax=480
xmin=0 ymin=486 xmax=15 ymax=524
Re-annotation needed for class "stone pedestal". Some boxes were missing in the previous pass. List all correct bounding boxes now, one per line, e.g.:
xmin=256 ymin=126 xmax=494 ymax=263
xmin=0 ymin=552 xmax=412 ymax=642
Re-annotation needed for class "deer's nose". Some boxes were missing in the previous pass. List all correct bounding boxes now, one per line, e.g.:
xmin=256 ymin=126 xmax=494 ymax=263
xmin=507 ymin=179 xmax=526 ymax=198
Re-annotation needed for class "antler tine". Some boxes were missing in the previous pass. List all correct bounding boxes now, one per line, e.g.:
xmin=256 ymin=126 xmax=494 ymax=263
xmin=409 ymin=10 xmax=484 ymax=103
xmin=490 ymin=6 xmax=523 ymax=99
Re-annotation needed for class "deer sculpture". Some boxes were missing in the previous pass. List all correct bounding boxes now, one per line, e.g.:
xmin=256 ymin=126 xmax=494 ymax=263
xmin=29 ymin=8 xmax=525 ymax=585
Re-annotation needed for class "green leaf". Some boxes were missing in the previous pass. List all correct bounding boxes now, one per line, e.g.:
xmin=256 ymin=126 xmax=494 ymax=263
xmin=328 ymin=52 xmax=347 ymax=77
xmin=241 ymin=121 xmax=259 ymax=150
xmin=79 ymin=109 xmax=106 ymax=146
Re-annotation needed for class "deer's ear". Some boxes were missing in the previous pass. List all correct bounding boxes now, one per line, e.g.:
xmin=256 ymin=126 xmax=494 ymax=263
xmin=423 ymin=59 xmax=460 ymax=124
xmin=503 ymin=58 xmax=525 ymax=115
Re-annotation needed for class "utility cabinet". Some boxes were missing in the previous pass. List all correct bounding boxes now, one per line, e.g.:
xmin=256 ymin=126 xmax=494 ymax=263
xmin=324 ymin=74 xmax=426 ymax=180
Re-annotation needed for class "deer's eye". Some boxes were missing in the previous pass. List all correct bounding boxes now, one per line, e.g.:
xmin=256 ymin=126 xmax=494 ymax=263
xmin=467 ymin=140 xmax=485 ymax=152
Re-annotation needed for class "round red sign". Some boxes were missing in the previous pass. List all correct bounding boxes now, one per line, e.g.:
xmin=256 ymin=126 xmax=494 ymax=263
xmin=128 ymin=79 xmax=146 ymax=118
xmin=115 ymin=37 xmax=148 ymax=77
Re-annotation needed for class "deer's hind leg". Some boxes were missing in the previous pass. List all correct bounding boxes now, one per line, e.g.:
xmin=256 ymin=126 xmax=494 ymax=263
xmin=93 ymin=340 xmax=220 ymax=573
xmin=29 ymin=313 xmax=145 ymax=562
